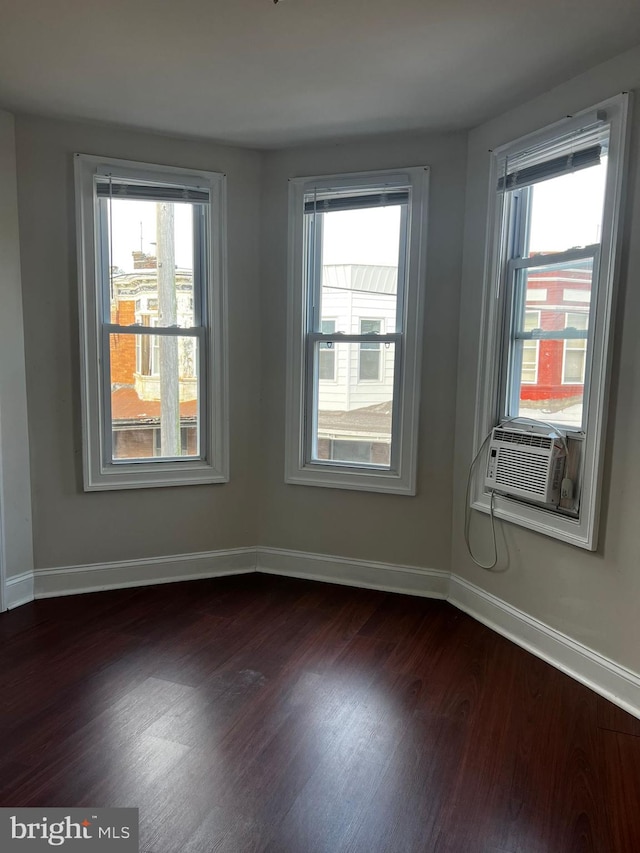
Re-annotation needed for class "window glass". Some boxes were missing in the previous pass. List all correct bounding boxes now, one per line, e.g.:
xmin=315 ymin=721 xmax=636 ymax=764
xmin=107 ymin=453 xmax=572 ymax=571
xmin=510 ymin=258 xmax=593 ymax=429
xmin=318 ymin=206 xmax=401 ymax=332
xmin=109 ymin=334 xmax=199 ymax=461
xmin=305 ymin=199 xmax=404 ymax=470
xmin=313 ymin=341 xmax=395 ymax=467
xmin=526 ymin=161 xmax=607 ymax=257
xmin=104 ymin=198 xmax=197 ymax=327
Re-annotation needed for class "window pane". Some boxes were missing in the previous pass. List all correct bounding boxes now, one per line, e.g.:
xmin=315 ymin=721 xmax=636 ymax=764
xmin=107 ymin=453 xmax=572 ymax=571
xmin=104 ymin=198 xmax=199 ymax=328
xmin=316 ymin=206 xmax=402 ymax=332
xmin=512 ymin=259 xmax=592 ymax=428
xmin=313 ymin=341 xmax=395 ymax=466
xmin=526 ymin=160 xmax=607 ymax=256
xmin=110 ymin=333 xmax=199 ymax=460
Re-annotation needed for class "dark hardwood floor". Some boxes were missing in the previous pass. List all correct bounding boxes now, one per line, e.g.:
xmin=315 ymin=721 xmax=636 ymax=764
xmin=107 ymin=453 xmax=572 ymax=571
xmin=0 ymin=573 xmax=638 ymax=852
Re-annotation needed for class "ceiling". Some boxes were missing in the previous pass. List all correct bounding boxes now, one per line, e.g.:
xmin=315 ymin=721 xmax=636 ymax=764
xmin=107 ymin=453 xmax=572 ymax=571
xmin=1 ymin=0 xmax=639 ymax=148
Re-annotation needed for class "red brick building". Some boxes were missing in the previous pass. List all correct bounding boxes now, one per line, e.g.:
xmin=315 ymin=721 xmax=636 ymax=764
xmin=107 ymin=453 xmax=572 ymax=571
xmin=520 ymin=259 xmax=591 ymax=413
xmin=109 ymin=252 xmax=198 ymax=460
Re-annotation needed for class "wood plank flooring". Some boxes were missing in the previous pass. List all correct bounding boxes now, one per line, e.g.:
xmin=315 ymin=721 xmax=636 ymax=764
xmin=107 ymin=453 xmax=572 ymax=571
xmin=0 ymin=573 xmax=638 ymax=852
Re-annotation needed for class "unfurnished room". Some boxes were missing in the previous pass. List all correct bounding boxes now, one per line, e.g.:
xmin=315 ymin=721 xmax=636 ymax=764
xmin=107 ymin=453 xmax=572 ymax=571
xmin=1 ymin=2 xmax=640 ymax=851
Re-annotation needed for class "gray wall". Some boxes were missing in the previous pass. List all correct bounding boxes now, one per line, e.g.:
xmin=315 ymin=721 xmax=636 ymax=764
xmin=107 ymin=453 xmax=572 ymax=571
xmin=452 ymin=44 xmax=640 ymax=671
xmin=0 ymin=110 xmax=33 ymax=584
xmin=14 ymin=116 xmax=263 ymax=569
xmin=259 ymin=133 xmax=467 ymax=570
xmin=9 ymin=44 xmax=639 ymax=681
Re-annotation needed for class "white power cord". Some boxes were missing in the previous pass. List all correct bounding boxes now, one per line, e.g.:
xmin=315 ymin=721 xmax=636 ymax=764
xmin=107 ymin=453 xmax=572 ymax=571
xmin=464 ymin=431 xmax=498 ymax=569
xmin=464 ymin=416 xmax=569 ymax=570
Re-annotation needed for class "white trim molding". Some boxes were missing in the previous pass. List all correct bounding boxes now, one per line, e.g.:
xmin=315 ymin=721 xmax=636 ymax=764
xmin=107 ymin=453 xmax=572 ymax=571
xmin=33 ymin=547 xmax=256 ymax=599
xmin=257 ymin=546 xmax=449 ymax=598
xmin=284 ymin=167 xmax=429 ymax=495
xmin=74 ymin=154 xmax=229 ymax=491
xmin=5 ymin=572 xmax=35 ymax=610
xmin=471 ymin=93 xmax=631 ymax=550
xmin=3 ymin=544 xmax=638 ymax=720
xmin=0 ymin=110 xmax=34 ymax=612
xmin=449 ymin=574 xmax=640 ymax=719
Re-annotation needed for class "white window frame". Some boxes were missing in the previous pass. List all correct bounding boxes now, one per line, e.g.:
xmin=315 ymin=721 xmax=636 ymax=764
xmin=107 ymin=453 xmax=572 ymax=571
xmin=471 ymin=94 xmax=630 ymax=550
xmin=75 ymin=154 xmax=229 ymax=491
xmin=285 ymin=167 xmax=429 ymax=495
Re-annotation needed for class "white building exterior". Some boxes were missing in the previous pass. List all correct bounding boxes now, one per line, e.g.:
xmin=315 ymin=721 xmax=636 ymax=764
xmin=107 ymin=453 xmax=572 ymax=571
xmin=316 ymin=264 xmax=397 ymax=463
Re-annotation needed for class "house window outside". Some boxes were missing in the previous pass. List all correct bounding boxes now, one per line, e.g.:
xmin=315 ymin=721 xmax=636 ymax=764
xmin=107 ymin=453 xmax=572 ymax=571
xmin=521 ymin=310 xmax=540 ymax=385
xmin=472 ymin=94 xmax=630 ymax=549
xmin=319 ymin=319 xmax=336 ymax=381
xmin=75 ymin=154 xmax=228 ymax=490
xmin=285 ymin=167 xmax=429 ymax=495
xmin=359 ymin=319 xmax=383 ymax=381
xmin=563 ymin=312 xmax=589 ymax=385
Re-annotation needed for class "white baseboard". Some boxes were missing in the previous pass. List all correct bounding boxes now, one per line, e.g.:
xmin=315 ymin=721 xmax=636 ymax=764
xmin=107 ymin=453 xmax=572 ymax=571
xmin=5 ymin=571 xmax=35 ymax=609
xmin=4 ymin=544 xmax=639 ymax=720
xmin=257 ymin=546 xmax=449 ymax=599
xmin=33 ymin=547 xmax=257 ymax=599
xmin=449 ymin=574 xmax=640 ymax=719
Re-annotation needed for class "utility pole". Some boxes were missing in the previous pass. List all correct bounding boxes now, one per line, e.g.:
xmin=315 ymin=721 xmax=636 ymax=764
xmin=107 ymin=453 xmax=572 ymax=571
xmin=157 ymin=203 xmax=180 ymax=457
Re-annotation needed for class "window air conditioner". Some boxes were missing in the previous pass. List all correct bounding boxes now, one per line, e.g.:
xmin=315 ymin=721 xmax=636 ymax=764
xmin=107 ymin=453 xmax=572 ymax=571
xmin=485 ymin=427 xmax=565 ymax=507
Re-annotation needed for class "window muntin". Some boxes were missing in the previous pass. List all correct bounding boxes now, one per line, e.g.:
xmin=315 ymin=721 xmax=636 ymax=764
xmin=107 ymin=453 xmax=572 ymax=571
xmin=75 ymin=155 xmax=228 ymax=490
xmin=286 ymin=167 xmax=428 ymax=495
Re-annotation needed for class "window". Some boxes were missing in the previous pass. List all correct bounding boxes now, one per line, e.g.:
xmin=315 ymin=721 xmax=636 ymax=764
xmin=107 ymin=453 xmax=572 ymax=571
xmin=472 ymin=94 xmax=629 ymax=549
xmin=75 ymin=155 xmax=228 ymax=490
xmin=521 ymin=311 xmax=540 ymax=385
xmin=358 ymin=319 xmax=383 ymax=382
xmin=562 ymin=312 xmax=588 ymax=385
xmin=285 ymin=167 xmax=429 ymax=494
xmin=319 ymin=320 xmax=337 ymax=381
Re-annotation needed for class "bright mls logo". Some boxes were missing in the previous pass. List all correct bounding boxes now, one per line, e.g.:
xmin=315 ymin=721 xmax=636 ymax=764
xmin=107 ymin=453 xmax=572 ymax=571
xmin=0 ymin=808 xmax=138 ymax=851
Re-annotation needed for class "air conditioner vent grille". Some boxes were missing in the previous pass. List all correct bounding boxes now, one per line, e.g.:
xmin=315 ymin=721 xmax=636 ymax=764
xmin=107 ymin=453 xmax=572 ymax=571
xmin=493 ymin=429 xmax=553 ymax=449
xmin=495 ymin=448 xmax=549 ymax=497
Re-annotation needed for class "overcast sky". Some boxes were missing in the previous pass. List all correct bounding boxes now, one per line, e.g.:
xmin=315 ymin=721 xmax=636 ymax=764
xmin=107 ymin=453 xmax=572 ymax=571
xmin=109 ymin=199 xmax=194 ymax=271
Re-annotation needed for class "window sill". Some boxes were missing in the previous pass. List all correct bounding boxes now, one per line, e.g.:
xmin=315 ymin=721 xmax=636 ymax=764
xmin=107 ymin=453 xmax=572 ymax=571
xmin=285 ymin=463 xmax=416 ymax=496
xmin=471 ymin=490 xmax=594 ymax=550
xmin=84 ymin=459 xmax=229 ymax=491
